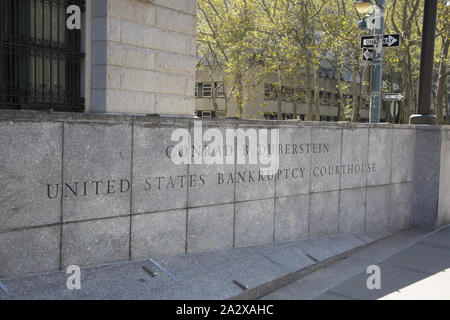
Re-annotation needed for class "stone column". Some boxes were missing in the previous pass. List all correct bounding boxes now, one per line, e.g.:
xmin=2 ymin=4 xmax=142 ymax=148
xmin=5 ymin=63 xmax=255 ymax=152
xmin=438 ymin=128 xmax=450 ymax=226
xmin=91 ymin=0 xmax=197 ymax=115
xmin=411 ymin=126 xmax=444 ymax=229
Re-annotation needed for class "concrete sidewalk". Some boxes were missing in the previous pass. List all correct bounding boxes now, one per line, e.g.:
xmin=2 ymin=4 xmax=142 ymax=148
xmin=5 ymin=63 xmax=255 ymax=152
xmin=0 ymin=228 xmax=428 ymax=300
xmin=262 ymin=225 xmax=450 ymax=300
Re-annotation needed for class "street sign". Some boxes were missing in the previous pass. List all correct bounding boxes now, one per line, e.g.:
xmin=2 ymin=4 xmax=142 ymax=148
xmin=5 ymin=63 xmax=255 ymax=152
xmin=362 ymin=48 xmax=373 ymax=61
xmin=360 ymin=34 xmax=401 ymax=49
xmin=384 ymin=93 xmax=405 ymax=101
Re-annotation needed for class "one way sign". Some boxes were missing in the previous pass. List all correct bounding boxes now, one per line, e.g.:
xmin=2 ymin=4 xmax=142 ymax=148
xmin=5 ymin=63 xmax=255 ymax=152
xmin=362 ymin=48 xmax=373 ymax=61
xmin=360 ymin=34 xmax=400 ymax=49
xmin=384 ymin=93 xmax=405 ymax=101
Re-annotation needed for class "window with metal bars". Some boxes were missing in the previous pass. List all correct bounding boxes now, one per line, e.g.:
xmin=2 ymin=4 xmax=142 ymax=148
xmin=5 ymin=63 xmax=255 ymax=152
xmin=0 ymin=0 xmax=85 ymax=112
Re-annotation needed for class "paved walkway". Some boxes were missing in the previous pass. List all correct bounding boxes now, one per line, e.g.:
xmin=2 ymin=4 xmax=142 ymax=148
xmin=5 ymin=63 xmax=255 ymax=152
xmin=1 ymin=227 xmax=444 ymax=300
xmin=262 ymin=225 xmax=450 ymax=300
xmin=0 ymin=229 xmax=424 ymax=300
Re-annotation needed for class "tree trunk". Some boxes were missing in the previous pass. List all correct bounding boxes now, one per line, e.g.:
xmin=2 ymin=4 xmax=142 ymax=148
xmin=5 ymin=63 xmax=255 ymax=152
xmin=336 ymin=63 xmax=344 ymax=121
xmin=236 ymin=73 xmax=244 ymax=118
xmin=445 ymin=88 xmax=449 ymax=125
xmin=313 ymin=65 xmax=320 ymax=121
xmin=223 ymin=83 xmax=230 ymax=118
xmin=293 ymin=86 xmax=298 ymax=119
xmin=435 ymin=38 xmax=449 ymax=124
xmin=305 ymin=59 xmax=313 ymax=120
xmin=277 ymin=69 xmax=283 ymax=120
xmin=211 ymin=80 xmax=219 ymax=115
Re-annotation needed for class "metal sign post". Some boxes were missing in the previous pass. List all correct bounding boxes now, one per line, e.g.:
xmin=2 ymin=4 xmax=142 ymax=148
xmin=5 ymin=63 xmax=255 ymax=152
xmin=368 ymin=0 xmax=385 ymax=123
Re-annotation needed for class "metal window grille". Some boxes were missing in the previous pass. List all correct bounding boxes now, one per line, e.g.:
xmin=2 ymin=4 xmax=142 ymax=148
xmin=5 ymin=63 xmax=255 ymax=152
xmin=0 ymin=0 xmax=85 ymax=112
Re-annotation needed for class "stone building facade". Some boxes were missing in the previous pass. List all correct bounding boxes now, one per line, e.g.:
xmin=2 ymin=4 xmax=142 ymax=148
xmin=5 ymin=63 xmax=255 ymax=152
xmin=0 ymin=0 xmax=197 ymax=116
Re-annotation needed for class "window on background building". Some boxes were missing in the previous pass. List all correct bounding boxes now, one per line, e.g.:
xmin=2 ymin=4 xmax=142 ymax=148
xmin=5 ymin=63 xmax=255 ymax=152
xmin=322 ymin=92 xmax=331 ymax=104
xmin=264 ymin=83 xmax=277 ymax=100
xmin=264 ymin=112 xmax=278 ymax=120
xmin=202 ymin=82 xmax=212 ymax=97
xmin=214 ymin=81 xmax=224 ymax=98
xmin=284 ymin=87 xmax=294 ymax=101
xmin=201 ymin=110 xmax=212 ymax=118
xmin=0 ymin=0 xmax=85 ymax=112
xmin=196 ymin=110 xmax=216 ymax=118
xmin=282 ymin=113 xmax=293 ymax=120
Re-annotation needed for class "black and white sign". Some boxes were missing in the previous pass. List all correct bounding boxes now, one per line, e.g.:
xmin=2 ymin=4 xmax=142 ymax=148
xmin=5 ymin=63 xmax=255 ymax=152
xmin=360 ymin=34 xmax=400 ymax=49
xmin=362 ymin=48 xmax=374 ymax=61
xmin=384 ymin=93 xmax=405 ymax=101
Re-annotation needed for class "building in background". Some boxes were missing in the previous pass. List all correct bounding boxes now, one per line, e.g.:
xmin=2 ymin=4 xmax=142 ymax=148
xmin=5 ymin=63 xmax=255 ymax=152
xmin=194 ymin=60 xmax=389 ymax=122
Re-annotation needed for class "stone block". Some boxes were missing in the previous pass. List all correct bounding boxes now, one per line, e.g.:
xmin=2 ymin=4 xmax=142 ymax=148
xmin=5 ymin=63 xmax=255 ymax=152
xmin=311 ymin=127 xmax=342 ymax=192
xmin=152 ymin=0 xmax=189 ymax=13
xmin=340 ymin=128 xmax=369 ymax=189
xmin=187 ymin=0 xmax=197 ymax=14
xmin=91 ymin=65 xmax=107 ymax=89
xmin=92 ymin=0 xmax=107 ymax=17
xmin=0 ymin=121 xmax=61 ymax=231
xmin=91 ymin=41 xmax=107 ymax=65
xmin=114 ymin=66 xmax=186 ymax=95
xmin=188 ymin=123 xmax=236 ymax=207
xmin=131 ymin=210 xmax=186 ymax=260
xmin=366 ymin=185 xmax=391 ymax=232
xmin=61 ymin=217 xmax=130 ymax=268
xmin=156 ymin=6 xmax=196 ymax=35
xmin=155 ymin=51 xmax=196 ymax=76
xmin=132 ymin=124 xmax=188 ymax=213
xmin=438 ymin=129 xmax=450 ymax=226
xmin=120 ymin=21 xmax=187 ymax=54
xmin=274 ymin=195 xmax=309 ymax=242
xmin=309 ymin=191 xmax=339 ymax=237
xmin=234 ymin=124 xmax=279 ymax=202
xmin=368 ymin=128 xmax=392 ymax=186
xmin=62 ymin=122 xmax=131 ymax=222
xmin=91 ymin=89 xmax=106 ymax=112
xmin=275 ymin=127 xmax=312 ymax=197
xmin=107 ymin=42 xmax=156 ymax=70
xmin=339 ymin=188 xmax=366 ymax=234
xmin=411 ymin=128 xmax=442 ymax=229
xmin=108 ymin=0 xmax=156 ymax=26
xmin=92 ymin=16 xmax=120 ymax=42
xmin=155 ymin=94 xmax=194 ymax=116
xmin=235 ymin=199 xmax=275 ymax=247
xmin=106 ymin=90 xmax=156 ymax=114
xmin=391 ymin=129 xmax=415 ymax=183
xmin=187 ymin=204 xmax=234 ymax=253
xmin=390 ymin=183 xmax=413 ymax=230
xmin=0 ymin=226 xmax=60 ymax=277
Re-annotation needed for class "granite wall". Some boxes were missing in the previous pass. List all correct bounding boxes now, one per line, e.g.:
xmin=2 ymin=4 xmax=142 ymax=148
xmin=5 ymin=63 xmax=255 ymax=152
xmin=0 ymin=112 xmax=447 ymax=277
xmin=438 ymin=127 xmax=450 ymax=226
